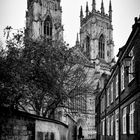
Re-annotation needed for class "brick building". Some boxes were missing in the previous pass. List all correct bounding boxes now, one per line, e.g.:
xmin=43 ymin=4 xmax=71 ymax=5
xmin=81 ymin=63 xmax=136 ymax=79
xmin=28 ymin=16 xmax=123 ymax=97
xmin=96 ymin=16 xmax=140 ymax=140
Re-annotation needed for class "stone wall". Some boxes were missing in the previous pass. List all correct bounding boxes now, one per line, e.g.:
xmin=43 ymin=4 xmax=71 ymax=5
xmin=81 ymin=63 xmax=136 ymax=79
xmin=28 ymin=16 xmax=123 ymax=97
xmin=0 ymin=107 xmax=68 ymax=140
xmin=36 ymin=119 xmax=68 ymax=140
xmin=0 ymin=107 xmax=35 ymax=140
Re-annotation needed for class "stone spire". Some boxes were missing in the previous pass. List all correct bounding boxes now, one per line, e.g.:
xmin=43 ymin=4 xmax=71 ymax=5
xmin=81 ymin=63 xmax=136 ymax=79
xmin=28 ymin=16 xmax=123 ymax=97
xmin=80 ymin=6 xmax=83 ymax=19
xmin=80 ymin=6 xmax=83 ymax=26
xmin=109 ymin=0 xmax=112 ymax=21
xmin=101 ymin=0 xmax=105 ymax=14
xmin=57 ymin=0 xmax=61 ymax=10
xmin=86 ymin=2 xmax=89 ymax=16
xmin=92 ymin=0 xmax=96 ymax=11
xmin=76 ymin=33 xmax=80 ymax=46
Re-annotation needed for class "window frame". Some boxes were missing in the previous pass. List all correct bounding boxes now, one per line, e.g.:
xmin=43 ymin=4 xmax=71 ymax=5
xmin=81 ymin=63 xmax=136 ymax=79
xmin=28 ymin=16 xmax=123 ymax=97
xmin=121 ymin=65 xmax=125 ymax=91
xmin=129 ymin=47 xmax=135 ymax=83
xmin=107 ymin=116 xmax=110 ymax=136
xmin=44 ymin=16 xmax=52 ymax=38
xmin=99 ymin=34 xmax=105 ymax=59
xmin=111 ymin=115 xmax=114 ymax=136
xmin=115 ymin=74 xmax=118 ymax=98
xmin=102 ymin=119 xmax=105 ymax=136
xmin=129 ymin=102 xmax=135 ymax=134
xmin=115 ymin=109 xmax=119 ymax=140
xmin=122 ymin=107 xmax=127 ymax=134
xmin=111 ymin=82 xmax=113 ymax=103
xmin=107 ymin=88 xmax=110 ymax=107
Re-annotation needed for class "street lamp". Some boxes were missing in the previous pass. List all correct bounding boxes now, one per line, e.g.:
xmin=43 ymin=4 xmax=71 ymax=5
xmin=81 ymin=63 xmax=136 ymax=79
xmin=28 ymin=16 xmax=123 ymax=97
xmin=123 ymin=56 xmax=135 ymax=76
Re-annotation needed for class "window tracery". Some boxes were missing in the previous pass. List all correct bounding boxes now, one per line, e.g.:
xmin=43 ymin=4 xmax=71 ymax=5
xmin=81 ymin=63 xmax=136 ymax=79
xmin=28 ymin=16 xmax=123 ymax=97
xmin=99 ymin=34 xmax=105 ymax=59
xmin=44 ymin=15 xmax=52 ymax=38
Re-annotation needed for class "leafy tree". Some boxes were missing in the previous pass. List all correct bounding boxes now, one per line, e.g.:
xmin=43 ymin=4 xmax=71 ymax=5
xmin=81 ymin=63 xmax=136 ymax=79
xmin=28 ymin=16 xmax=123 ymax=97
xmin=0 ymin=29 xmax=94 ymax=118
xmin=0 ymin=30 xmax=24 ymax=108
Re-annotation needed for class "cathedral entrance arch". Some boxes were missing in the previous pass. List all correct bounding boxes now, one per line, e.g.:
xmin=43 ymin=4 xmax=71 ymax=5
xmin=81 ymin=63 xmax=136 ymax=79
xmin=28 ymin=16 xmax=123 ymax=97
xmin=77 ymin=118 xmax=86 ymax=139
xmin=78 ymin=126 xmax=84 ymax=140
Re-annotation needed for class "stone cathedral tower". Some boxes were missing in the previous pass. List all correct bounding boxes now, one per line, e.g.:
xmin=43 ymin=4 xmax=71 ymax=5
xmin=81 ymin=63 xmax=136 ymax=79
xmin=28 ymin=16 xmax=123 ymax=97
xmin=25 ymin=0 xmax=63 ymax=41
xmin=24 ymin=0 xmax=115 ymax=140
xmin=75 ymin=0 xmax=115 ymax=140
xmin=80 ymin=0 xmax=114 ymax=75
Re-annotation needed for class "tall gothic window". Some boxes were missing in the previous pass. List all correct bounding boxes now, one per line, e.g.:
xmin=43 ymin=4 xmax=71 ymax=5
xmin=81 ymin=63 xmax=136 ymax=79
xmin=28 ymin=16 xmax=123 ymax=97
xmin=99 ymin=34 xmax=105 ymax=59
xmin=86 ymin=36 xmax=90 ymax=58
xmin=44 ymin=16 xmax=52 ymax=38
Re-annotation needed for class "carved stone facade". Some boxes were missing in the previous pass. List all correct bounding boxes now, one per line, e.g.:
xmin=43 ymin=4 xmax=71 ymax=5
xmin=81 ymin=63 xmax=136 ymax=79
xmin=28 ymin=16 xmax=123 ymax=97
xmin=26 ymin=0 xmax=63 ymax=41
xmin=25 ymin=0 xmax=115 ymax=140
xmin=74 ymin=0 xmax=115 ymax=139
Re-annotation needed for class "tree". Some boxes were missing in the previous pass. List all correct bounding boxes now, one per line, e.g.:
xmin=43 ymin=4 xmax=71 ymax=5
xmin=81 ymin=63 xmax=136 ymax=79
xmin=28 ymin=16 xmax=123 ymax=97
xmin=0 ymin=30 xmax=24 ymax=108
xmin=0 ymin=29 xmax=94 ymax=118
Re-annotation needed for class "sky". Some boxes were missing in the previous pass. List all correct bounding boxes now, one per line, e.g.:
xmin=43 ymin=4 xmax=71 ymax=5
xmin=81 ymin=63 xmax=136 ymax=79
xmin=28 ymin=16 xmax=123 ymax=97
xmin=0 ymin=0 xmax=140 ymax=56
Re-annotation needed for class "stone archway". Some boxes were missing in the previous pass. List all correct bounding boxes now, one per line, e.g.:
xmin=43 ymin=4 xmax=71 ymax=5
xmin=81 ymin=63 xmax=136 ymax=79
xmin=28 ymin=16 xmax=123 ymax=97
xmin=77 ymin=118 xmax=86 ymax=139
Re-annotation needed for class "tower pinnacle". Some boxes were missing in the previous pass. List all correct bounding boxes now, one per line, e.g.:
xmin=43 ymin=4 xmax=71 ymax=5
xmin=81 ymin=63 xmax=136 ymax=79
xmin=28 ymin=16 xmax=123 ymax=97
xmin=101 ymin=0 xmax=105 ymax=14
xmin=92 ymin=0 xmax=96 ymax=11
xmin=80 ymin=6 xmax=83 ymax=26
xmin=109 ymin=0 xmax=112 ymax=21
xmin=86 ymin=2 xmax=89 ymax=16
xmin=80 ymin=6 xmax=83 ymax=19
xmin=76 ymin=33 xmax=80 ymax=46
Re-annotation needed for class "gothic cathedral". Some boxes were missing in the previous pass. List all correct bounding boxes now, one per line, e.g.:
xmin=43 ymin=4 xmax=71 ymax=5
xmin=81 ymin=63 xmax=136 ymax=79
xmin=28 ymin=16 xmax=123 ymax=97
xmin=25 ymin=0 xmax=115 ymax=140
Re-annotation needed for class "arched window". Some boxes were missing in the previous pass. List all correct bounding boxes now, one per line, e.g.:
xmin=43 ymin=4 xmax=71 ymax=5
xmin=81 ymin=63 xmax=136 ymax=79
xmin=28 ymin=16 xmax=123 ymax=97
xmin=99 ymin=34 xmax=105 ymax=59
xmin=86 ymin=36 xmax=90 ymax=58
xmin=44 ymin=16 xmax=52 ymax=38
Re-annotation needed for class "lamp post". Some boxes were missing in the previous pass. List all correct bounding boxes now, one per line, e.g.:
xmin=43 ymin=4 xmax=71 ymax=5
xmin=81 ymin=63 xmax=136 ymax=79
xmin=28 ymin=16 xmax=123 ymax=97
xmin=123 ymin=56 xmax=135 ymax=76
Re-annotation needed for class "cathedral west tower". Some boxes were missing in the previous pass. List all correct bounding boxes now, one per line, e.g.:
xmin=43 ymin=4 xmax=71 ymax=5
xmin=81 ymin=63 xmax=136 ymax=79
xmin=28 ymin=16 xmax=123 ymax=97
xmin=25 ymin=0 xmax=115 ymax=140
xmin=80 ymin=0 xmax=114 ymax=74
xmin=75 ymin=0 xmax=115 ymax=139
xmin=25 ymin=0 xmax=63 ymax=41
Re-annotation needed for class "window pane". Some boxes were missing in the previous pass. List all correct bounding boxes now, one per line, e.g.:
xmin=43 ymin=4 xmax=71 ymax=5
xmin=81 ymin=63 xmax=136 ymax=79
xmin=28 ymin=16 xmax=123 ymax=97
xmin=129 ymin=47 xmax=135 ymax=82
xmin=123 ymin=107 xmax=127 ymax=134
xmin=116 ymin=75 xmax=118 ymax=98
xmin=129 ymin=102 xmax=135 ymax=134
xmin=111 ymin=83 xmax=113 ymax=103
xmin=121 ymin=65 xmax=124 ymax=91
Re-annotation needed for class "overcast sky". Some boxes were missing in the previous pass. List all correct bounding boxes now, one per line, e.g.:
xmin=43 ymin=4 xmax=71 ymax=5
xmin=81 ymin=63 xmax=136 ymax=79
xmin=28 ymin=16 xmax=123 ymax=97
xmin=0 ymin=0 xmax=140 ymax=56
